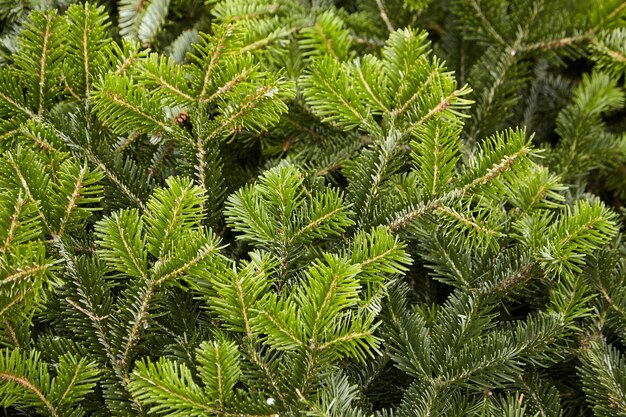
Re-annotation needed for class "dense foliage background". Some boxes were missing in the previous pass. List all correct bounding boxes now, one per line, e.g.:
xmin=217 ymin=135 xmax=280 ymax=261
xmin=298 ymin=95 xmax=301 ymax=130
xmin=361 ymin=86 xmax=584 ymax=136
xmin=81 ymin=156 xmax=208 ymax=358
xmin=1 ymin=0 xmax=626 ymax=416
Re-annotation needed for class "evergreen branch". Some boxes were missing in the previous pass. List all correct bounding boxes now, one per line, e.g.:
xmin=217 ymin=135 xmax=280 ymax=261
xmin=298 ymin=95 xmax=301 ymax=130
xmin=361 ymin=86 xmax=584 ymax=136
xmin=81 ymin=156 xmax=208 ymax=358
xmin=235 ymin=276 xmax=253 ymax=338
xmin=579 ymin=338 xmax=626 ymax=415
xmin=465 ymin=0 xmax=506 ymax=45
xmin=374 ymin=0 xmax=395 ymax=32
xmin=56 ymin=241 xmax=144 ymax=414
xmin=463 ymin=146 xmax=530 ymax=190
xmin=299 ymin=256 xmax=362 ymax=346
xmin=359 ymin=246 xmax=397 ymax=269
xmin=246 ymin=346 xmax=287 ymax=405
xmin=4 ymin=154 xmax=52 ymax=233
xmin=64 ymin=3 xmax=112 ymax=100
xmin=349 ymin=226 xmax=411 ymax=285
xmin=494 ymin=263 xmax=535 ymax=293
xmin=65 ymin=298 xmax=109 ymax=323
xmin=213 ymin=1 xmax=280 ymax=21
xmin=590 ymin=29 xmax=626 ymax=77
xmin=95 ymin=209 xmax=148 ymax=279
xmin=312 ymin=77 xmax=363 ymax=123
xmin=0 ymin=194 xmax=31 ymax=252
xmin=198 ymin=24 xmax=233 ymax=100
xmin=468 ymin=51 xmax=522 ymax=141
xmin=1 ymin=3 xmax=624 ymax=415
xmin=207 ymin=254 xmax=273 ymax=336
xmin=193 ymin=137 xmax=219 ymax=212
xmin=317 ymin=331 xmax=374 ymax=351
xmin=56 ymin=163 xmax=89 ymax=236
xmin=144 ymin=177 xmax=206 ymax=259
xmin=354 ymin=60 xmax=390 ymax=112
xmin=57 ymin=361 xmax=91 ymax=404
xmin=57 ymin=115 xmax=150 ymax=209
xmin=310 ymin=269 xmax=344 ymax=341
xmin=388 ymin=127 xmax=530 ymax=232
xmin=288 ymin=205 xmax=345 ymax=243
xmin=0 ymin=372 xmax=58 ymax=416
xmin=80 ymin=5 xmax=91 ymax=98
xmin=345 ymin=138 xmax=402 ymax=230
xmin=461 ymin=128 xmax=532 ymax=190
xmin=118 ymin=282 xmax=153 ymax=373
xmin=3 ymin=321 xmax=19 ymax=346
xmin=412 ymin=120 xmax=462 ymax=197
xmin=391 ymin=65 xmax=440 ymax=119
xmin=239 ymin=27 xmax=299 ymax=53
xmin=0 ymin=127 xmax=22 ymax=143
xmin=538 ymin=200 xmax=618 ymax=277
xmin=196 ymin=339 xmax=241 ymax=406
xmin=139 ymin=54 xmax=195 ymax=105
xmin=212 ymin=344 xmax=225 ymax=404
xmin=261 ymin=310 xmax=304 ymax=348
xmin=435 ymin=205 xmax=502 ymax=236
xmin=153 ymin=242 xmax=218 ymax=285
xmin=519 ymin=35 xmax=587 ymax=53
xmin=116 ymin=45 xmax=142 ymax=75
xmin=401 ymin=89 xmax=465 ymax=139
xmin=318 ymin=26 xmax=339 ymax=61
xmin=0 ymin=293 xmax=27 ymax=318
xmin=155 ymin=76 xmax=194 ymax=102
xmin=387 ymin=202 xmax=431 ymax=232
xmin=593 ymin=40 xmax=626 ymax=63
xmin=302 ymin=56 xmax=380 ymax=134
xmin=516 ymin=375 xmax=562 ymax=417
xmin=131 ymin=358 xmax=220 ymax=415
xmin=1 ymin=263 xmax=56 ymax=284
xmin=593 ymin=0 xmax=626 ymax=32
xmin=86 ymin=154 xmax=148 ymax=211
xmin=218 ymin=78 xmax=294 ymax=133
xmin=120 ymin=226 xmax=147 ymax=280
xmin=61 ymin=74 xmax=82 ymax=101
xmin=36 ymin=13 xmax=54 ymax=114
xmin=138 ymin=0 xmax=170 ymax=47
xmin=202 ymin=69 xmax=250 ymax=104
xmin=220 ymin=84 xmax=273 ymax=129
xmin=226 ymin=186 xmax=277 ymax=244
xmin=94 ymin=78 xmax=173 ymax=135
xmin=595 ymin=281 xmax=626 ymax=327
xmin=0 ymin=90 xmax=35 ymax=118
xmin=18 ymin=124 xmax=61 ymax=154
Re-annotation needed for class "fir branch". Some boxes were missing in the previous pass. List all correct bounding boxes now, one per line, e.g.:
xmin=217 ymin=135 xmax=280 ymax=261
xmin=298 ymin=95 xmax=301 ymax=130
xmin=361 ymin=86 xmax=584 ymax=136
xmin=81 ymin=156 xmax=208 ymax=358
xmin=0 ymin=372 xmax=58 ymax=416
xmin=131 ymin=358 xmax=220 ymax=415
xmin=593 ymin=0 xmax=626 ymax=32
xmin=239 ymin=27 xmax=299 ymax=53
xmin=0 ymin=89 xmax=35 ymax=118
xmin=153 ymin=241 xmax=218 ymax=285
xmin=374 ymin=0 xmax=395 ymax=32
xmin=90 ymin=156 xmax=148 ymax=211
xmin=435 ymin=205 xmax=502 ymax=237
xmin=0 ymin=292 xmax=27 ymax=318
xmin=92 ymin=75 xmax=174 ymax=136
xmin=261 ymin=313 xmax=303 ymax=347
xmin=3 ymin=152 xmax=53 ymax=233
xmin=36 ymin=13 xmax=53 ymax=114
xmin=401 ymin=88 xmax=468 ymax=139
xmin=197 ymin=24 xmax=234 ymax=101
xmin=391 ymin=65 xmax=441 ymax=119
xmin=117 ymin=282 xmax=153 ymax=374
xmin=354 ymin=59 xmax=391 ymax=113
xmin=1 ymin=263 xmax=56 ymax=284
xmin=519 ymin=35 xmax=587 ymax=53
xmin=464 ymin=0 xmax=506 ymax=45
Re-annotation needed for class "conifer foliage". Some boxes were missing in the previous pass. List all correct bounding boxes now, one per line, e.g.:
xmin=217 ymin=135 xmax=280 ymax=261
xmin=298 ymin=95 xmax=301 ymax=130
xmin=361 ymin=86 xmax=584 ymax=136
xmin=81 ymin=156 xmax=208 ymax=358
xmin=1 ymin=0 xmax=626 ymax=416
